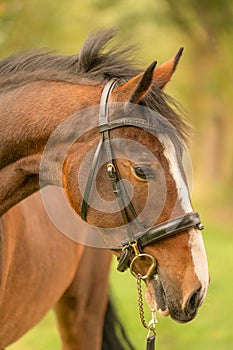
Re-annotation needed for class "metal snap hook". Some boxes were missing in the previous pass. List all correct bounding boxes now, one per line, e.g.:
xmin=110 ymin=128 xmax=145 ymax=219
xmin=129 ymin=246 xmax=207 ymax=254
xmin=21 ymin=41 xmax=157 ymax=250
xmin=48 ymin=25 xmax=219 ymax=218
xmin=130 ymin=253 xmax=157 ymax=280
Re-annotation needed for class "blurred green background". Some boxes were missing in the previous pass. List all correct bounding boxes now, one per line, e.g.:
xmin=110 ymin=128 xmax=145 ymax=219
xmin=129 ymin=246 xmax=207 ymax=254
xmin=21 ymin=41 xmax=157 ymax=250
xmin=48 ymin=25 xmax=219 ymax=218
xmin=1 ymin=0 xmax=232 ymax=349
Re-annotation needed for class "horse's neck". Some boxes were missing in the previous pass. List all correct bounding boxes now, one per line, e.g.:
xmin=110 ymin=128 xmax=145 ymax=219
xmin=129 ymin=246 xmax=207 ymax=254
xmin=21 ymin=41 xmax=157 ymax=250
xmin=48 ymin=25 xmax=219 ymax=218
xmin=0 ymin=81 xmax=101 ymax=216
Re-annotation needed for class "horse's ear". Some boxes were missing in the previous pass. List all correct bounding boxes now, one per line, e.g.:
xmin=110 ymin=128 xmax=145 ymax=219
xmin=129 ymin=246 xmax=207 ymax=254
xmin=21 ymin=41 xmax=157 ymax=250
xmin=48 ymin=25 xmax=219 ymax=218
xmin=153 ymin=47 xmax=184 ymax=89
xmin=113 ymin=48 xmax=183 ymax=103
xmin=113 ymin=61 xmax=157 ymax=104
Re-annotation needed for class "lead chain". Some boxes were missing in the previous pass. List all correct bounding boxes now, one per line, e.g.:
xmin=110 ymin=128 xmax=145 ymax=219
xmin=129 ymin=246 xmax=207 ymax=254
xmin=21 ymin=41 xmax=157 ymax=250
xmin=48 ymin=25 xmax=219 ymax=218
xmin=136 ymin=275 xmax=149 ymax=329
xmin=136 ymin=275 xmax=157 ymax=333
xmin=136 ymin=275 xmax=157 ymax=350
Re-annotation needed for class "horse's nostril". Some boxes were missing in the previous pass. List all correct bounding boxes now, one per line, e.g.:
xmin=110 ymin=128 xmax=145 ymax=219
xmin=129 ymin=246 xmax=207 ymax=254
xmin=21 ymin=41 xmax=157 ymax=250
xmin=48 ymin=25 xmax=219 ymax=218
xmin=186 ymin=287 xmax=202 ymax=314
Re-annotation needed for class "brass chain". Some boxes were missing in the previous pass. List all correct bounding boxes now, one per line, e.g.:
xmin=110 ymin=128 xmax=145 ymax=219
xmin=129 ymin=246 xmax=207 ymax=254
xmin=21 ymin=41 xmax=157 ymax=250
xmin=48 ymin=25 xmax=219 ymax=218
xmin=136 ymin=275 xmax=157 ymax=334
xmin=136 ymin=275 xmax=150 ymax=330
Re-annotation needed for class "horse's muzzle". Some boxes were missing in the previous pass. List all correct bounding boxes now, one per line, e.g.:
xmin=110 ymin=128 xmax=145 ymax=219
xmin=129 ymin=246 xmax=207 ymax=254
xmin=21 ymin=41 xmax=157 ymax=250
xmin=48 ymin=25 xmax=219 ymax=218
xmin=146 ymin=275 xmax=204 ymax=323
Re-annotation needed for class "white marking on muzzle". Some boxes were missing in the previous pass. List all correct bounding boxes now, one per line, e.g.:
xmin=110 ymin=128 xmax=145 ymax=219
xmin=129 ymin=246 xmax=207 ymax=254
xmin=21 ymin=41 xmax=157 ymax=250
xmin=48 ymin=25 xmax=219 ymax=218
xmin=159 ymin=135 xmax=209 ymax=297
xmin=189 ymin=228 xmax=209 ymax=298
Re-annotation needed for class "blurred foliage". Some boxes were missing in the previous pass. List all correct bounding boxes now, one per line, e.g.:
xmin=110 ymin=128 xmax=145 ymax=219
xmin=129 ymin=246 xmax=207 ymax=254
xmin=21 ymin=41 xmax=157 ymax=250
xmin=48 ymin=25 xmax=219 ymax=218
xmin=165 ymin=0 xmax=233 ymax=38
xmin=0 ymin=0 xmax=232 ymax=218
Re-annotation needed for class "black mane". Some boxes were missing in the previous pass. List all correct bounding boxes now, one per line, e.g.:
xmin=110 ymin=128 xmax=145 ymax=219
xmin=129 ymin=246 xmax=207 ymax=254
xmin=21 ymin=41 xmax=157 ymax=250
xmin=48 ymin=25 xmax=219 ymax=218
xmin=0 ymin=29 xmax=190 ymax=141
xmin=0 ymin=29 xmax=139 ymax=92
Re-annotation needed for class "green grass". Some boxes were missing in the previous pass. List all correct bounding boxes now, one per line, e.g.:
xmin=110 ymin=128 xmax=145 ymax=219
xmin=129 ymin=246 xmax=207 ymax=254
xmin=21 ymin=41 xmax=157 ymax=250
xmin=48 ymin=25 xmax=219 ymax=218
xmin=8 ymin=223 xmax=233 ymax=350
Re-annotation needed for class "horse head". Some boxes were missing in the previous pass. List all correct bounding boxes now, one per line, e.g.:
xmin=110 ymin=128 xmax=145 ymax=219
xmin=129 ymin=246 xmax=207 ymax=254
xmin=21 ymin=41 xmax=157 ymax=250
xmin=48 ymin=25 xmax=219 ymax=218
xmin=60 ymin=49 xmax=209 ymax=323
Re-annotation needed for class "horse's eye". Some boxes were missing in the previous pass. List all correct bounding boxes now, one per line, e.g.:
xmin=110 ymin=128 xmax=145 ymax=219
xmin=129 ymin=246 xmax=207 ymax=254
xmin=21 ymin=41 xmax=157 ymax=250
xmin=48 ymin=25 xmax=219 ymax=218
xmin=133 ymin=165 xmax=155 ymax=180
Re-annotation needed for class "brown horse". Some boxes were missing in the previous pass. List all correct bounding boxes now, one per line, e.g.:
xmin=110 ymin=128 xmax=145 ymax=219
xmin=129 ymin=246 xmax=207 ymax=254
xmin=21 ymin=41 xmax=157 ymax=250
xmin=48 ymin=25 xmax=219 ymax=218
xmin=0 ymin=29 xmax=209 ymax=349
xmin=0 ymin=192 xmax=115 ymax=349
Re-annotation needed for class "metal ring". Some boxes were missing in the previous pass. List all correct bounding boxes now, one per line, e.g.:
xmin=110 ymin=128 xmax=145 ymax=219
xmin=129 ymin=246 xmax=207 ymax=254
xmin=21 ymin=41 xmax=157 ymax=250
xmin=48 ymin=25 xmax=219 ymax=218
xmin=130 ymin=253 xmax=157 ymax=280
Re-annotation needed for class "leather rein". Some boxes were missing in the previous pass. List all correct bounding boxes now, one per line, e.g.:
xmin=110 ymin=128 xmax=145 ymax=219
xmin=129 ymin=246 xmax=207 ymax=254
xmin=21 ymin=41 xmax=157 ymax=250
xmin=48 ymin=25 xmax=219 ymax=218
xmin=80 ymin=79 xmax=204 ymax=273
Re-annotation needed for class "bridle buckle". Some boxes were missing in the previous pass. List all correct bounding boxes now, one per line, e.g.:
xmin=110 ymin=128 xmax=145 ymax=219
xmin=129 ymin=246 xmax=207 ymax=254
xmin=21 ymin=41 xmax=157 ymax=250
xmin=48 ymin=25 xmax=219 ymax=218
xmin=106 ymin=162 xmax=117 ymax=179
xmin=128 ymin=240 xmax=141 ymax=256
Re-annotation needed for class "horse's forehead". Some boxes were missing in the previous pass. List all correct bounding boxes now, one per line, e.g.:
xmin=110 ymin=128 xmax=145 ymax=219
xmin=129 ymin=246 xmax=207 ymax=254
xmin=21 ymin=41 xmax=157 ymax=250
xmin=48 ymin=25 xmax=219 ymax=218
xmin=112 ymin=124 xmax=160 ymax=146
xmin=111 ymin=129 xmax=179 ymax=165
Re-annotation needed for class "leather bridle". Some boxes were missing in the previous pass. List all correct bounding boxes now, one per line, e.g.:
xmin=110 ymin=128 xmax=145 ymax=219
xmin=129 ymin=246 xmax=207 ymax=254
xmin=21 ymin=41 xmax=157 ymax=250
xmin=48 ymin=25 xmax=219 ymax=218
xmin=81 ymin=79 xmax=204 ymax=273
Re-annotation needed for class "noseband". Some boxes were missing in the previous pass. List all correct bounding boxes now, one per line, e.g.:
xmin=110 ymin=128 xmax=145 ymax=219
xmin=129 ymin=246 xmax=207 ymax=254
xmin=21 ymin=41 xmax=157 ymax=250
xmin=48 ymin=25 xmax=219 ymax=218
xmin=81 ymin=79 xmax=204 ymax=273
